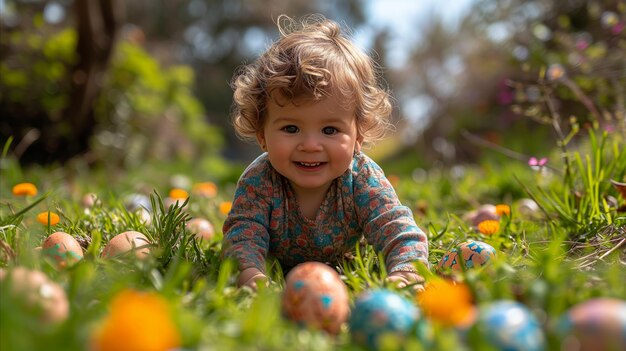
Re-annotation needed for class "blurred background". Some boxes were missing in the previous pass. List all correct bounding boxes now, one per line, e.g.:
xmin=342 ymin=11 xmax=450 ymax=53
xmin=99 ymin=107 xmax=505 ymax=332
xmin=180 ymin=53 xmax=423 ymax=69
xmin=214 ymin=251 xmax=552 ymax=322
xmin=1 ymin=0 xmax=624 ymax=182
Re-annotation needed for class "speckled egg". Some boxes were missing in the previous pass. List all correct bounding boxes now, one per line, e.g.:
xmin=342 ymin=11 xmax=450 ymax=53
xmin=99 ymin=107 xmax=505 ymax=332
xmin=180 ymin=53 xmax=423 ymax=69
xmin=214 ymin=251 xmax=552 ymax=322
xmin=101 ymin=231 xmax=151 ymax=259
xmin=556 ymin=298 xmax=626 ymax=351
xmin=42 ymin=231 xmax=84 ymax=268
xmin=281 ymin=262 xmax=349 ymax=335
xmin=349 ymin=289 xmax=419 ymax=350
xmin=0 ymin=266 xmax=69 ymax=324
xmin=474 ymin=300 xmax=545 ymax=351
xmin=186 ymin=218 xmax=215 ymax=241
xmin=438 ymin=240 xmax=496 ymax=271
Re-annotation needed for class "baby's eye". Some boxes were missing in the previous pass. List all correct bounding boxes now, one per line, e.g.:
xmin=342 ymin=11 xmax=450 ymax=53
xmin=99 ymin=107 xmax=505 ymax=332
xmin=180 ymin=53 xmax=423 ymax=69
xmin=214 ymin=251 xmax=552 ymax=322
xmin=282 ymin=125 xmax=299 ymax=133
xmin=322 ymin=126 xmax=338 ymax=135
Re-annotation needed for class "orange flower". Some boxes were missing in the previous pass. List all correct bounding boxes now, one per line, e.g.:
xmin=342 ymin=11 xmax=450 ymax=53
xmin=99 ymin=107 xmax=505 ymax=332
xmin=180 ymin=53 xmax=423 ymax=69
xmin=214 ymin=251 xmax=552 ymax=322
xmin=192 ymin=182 xmax=217 ymax=198
xmin=495 ymin=204 xmax=511 ymax=216
xmin=90 ymin=289 xmax=181 ymax=351
xmin=219 ymin=201 xmax=232 ymax=215
xmin=12 ymin=182 xmax=38 ymax=196
xmin=168 ymin=188 xmax=189 ymax=200
xmin=417 ymin=278 xmax=475 ymax=327
xmin=477 ymin=220 xmax=500 ymax=235
xmin=37 ymin=211 xmax=60 ymax=226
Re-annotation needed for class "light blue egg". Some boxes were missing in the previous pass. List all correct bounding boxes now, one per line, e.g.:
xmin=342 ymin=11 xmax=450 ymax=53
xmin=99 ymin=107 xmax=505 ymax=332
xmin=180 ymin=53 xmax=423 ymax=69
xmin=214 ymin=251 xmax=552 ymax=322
xmin=475 ymin=300 xmax=545 ymax=351
xmin=124 ymin=193 xmax=151 ymax=212
xmin=349 ymin=289 xmax=420 ymax=350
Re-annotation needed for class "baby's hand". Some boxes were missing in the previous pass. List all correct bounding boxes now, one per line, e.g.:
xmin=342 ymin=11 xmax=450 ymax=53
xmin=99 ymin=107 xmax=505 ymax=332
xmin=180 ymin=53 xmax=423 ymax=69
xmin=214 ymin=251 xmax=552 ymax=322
xmin=386 ymin=271 xmax=425 ymax=292
xmin=237 ymin=267 xmax=268 ymax=290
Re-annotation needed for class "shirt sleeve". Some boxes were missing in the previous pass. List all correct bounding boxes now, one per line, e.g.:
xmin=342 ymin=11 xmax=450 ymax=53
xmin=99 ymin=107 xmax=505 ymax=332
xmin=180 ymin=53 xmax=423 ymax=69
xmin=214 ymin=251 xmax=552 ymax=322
xmin=353 ymin=156 xmax=429 ymax=273
xmin=221 ymin=160 xmax=272 ymax=273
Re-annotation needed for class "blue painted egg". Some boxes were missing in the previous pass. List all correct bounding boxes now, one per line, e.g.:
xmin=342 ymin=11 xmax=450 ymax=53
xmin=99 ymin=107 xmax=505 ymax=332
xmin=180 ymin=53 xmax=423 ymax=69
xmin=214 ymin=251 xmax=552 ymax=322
xmin=474 ymin=300 xmax=545 ymax=351
xmin=438 ymin=240 xmax=496 ymax=271
xmin=281 ymin=262 xmax=349 ymax=335
xmin=349 ymin=289 xmax=419 ymax=350
xmin=556 ymin=298 xmax=626 ymax=351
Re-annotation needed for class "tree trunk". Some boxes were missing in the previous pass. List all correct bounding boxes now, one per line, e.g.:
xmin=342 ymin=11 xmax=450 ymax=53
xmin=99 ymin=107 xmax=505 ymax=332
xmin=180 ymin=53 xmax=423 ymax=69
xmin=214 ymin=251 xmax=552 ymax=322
xmin=60 ymin=0 xmax=120 ymax=163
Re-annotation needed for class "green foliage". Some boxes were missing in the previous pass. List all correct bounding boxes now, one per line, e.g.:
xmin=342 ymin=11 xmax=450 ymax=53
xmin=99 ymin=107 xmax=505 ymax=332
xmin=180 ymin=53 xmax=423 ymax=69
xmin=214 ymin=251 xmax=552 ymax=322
xmin=92 ymin=40 xmax=224 ymax=168
xmin=0 ymin=28 xmax=75 ymax=111
xmin=1 ymin=20 xmax=224 ymax=168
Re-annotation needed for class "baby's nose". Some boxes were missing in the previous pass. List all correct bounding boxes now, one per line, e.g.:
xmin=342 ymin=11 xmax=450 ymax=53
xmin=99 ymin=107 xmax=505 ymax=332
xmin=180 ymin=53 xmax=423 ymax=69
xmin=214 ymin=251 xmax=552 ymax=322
xmin=297 ymin=134 xmax=323 ymax=151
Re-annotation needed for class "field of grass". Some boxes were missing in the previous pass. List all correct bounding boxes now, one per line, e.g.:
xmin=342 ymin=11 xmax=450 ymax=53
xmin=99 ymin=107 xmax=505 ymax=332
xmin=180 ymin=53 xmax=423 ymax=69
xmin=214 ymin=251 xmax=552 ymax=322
xmin=1 ymin=127 xmax=625 ymax=351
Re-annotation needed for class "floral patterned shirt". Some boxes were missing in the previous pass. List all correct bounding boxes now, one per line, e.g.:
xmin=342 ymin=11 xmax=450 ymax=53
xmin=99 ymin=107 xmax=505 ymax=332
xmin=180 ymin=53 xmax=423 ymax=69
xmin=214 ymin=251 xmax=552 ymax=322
xmin=222 ymin=152 xmax=429 ymax=274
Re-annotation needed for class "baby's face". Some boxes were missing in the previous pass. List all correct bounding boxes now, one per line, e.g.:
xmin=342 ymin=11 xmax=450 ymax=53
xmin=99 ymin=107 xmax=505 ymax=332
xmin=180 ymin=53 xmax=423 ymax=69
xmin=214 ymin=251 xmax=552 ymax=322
xmin=259 ymin=93 xmax=361 ymax=195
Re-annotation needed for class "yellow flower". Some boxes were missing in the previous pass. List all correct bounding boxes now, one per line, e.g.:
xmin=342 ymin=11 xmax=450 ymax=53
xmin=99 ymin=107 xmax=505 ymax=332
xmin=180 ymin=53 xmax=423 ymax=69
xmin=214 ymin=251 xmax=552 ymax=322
xmin=168 ymin=188 xmax=189 ymax=200
xmin=37 ymin=211 xmax=60 ymax=226
xmin=12 ymin=182 xmax=38 ymax=196
xmin=417 ymin=279 xmax=475 ymax=327
xmin=495 ymin=204 xmax=511 ymax=216
xmin=477 ymin=220 xmax=500 ymax=235
xmin=219 ymin=201 xmax=232 ymax=215
xmin=192 ymin=182 xmax=217 ymax=198
xmin=90 ymin=289 xmax=181 ymax=351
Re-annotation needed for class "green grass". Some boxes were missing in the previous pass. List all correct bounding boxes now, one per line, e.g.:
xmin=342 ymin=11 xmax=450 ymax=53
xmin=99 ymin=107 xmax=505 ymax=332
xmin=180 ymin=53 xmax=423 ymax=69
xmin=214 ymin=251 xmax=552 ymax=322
xmin=0 ymin=128 xmax=625 ymax=351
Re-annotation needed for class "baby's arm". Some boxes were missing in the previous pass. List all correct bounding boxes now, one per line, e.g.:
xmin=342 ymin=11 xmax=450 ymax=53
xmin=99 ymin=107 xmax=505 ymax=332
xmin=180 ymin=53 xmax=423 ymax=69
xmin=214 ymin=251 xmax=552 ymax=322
xmin=222 ymin=174 xmax=272 ymax=289
xmin=354 ymin=160 xmax=429 ymax=282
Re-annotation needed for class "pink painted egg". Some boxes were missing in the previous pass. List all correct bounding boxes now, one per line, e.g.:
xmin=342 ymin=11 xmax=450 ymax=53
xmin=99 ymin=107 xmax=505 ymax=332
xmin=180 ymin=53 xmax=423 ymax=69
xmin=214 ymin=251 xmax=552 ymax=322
xmin=101 ymin=231 xmax=151 ymax=259
xmin=42 ymin=231 xmax=84 ymax=268
xmin=556 ymin=298 xmax=626 ymax=351
xmin=186 ymin=218 xmax=215 ymax=241
xmin=0 ymin=266 xmax=69 ymax=324
xmin=281 ymin=262 xmax=350 ymax=335
xmin=438 ymin=240 xmax=496 ymax=271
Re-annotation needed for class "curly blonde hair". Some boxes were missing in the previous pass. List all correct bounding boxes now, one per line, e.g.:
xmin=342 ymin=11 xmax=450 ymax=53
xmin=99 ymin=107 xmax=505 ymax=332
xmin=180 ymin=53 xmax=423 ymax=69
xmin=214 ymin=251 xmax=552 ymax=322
xmin=230 ymin=14 xmax=393 ymax=146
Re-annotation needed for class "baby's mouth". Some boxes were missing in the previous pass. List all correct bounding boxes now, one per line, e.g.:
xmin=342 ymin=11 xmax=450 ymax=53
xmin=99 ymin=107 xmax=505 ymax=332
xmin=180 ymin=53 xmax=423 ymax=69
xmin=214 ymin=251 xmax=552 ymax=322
xmin=295 ymin=161 xmax=325 ymax=168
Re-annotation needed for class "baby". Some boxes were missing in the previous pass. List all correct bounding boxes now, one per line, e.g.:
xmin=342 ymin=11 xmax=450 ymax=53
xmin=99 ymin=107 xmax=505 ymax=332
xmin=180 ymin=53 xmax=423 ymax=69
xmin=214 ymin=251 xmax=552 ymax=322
xmin=222 ymin=15 xmax=428 ymax=290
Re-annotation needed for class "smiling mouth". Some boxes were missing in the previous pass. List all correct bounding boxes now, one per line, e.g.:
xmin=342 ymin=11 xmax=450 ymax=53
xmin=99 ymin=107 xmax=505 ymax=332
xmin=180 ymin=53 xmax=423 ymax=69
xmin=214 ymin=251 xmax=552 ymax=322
xmin=296 ymin=162 xmax=325 ymax=167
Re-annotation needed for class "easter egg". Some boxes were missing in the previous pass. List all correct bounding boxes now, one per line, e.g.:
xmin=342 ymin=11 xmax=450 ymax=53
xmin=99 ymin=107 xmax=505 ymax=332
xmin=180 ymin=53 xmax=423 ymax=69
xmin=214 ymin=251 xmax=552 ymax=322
xmin=42 ymin=231 xmax=84 ymax=268
xmin=281 ymin=262 xmax=349 ymax=335
xmin=556 ymin=298 xmax=626 ymax=351
xmin=102 ymin=231 xmax=151 ymax=259
xmin=349 ymin=289 xmax=419 ymax=350
xmin=463 ymin=204 xmax=499 ymax=227
xmin=186 ymin=218 xmax=215 ymax=241
xmin=474 ymin=300 xmax=545 ymax=351
xmin=82 ymin=193 xmax=100 ymax=208
xmin=438 ymin=240 xmax=496 ymax=271
xmin=517 ymin=198 xmax=540 ymax=217
xmin=0 ymin=266 xmax=69 ymax=324
xmin=124 ymin=193 xmax=151 ymax=212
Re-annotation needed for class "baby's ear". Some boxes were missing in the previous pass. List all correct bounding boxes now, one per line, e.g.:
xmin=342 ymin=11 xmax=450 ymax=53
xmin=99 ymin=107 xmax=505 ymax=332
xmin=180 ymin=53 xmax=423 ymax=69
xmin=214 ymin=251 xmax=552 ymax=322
xmin=355 ymin=135 xmax=363 ymax=153
xmin=256 ymin=132 xmax=266 ymax=151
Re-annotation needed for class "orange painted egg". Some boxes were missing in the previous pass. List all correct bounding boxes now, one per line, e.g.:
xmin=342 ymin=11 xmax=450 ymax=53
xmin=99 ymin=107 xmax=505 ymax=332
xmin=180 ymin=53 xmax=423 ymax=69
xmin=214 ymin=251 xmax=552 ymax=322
xmin=0 ymin=266 xmax=69 ymax=324
xmin=186 ymin=218 xmax=215 ymax=241
xmin=281 ymin=262 xmax=350 ymax=335
xmin=42 ymin=231 xmax=84 ymax=268
xmin=101 ymin=231 xmax=151 ymax=259
xmin=438 ymin=240 xmax=496 ymax=271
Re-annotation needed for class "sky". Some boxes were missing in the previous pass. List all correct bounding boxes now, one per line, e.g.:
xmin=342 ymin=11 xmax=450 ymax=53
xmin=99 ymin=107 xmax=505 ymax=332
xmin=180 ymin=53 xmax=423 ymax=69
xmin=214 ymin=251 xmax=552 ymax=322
xmin=357 ymin=0 xmax=476 ymax=68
